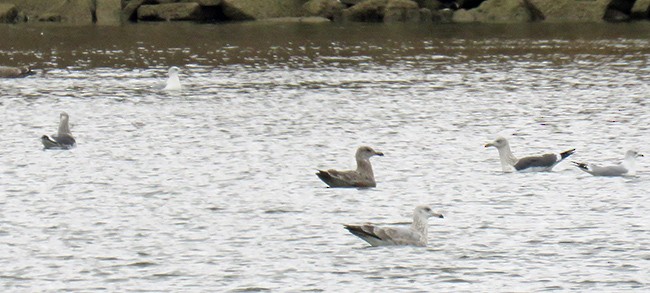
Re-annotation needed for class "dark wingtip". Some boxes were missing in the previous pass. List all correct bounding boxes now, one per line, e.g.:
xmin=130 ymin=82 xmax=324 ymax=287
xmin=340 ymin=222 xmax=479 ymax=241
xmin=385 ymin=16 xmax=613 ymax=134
xmin=560 ymin=148 xmax=576 ymax=159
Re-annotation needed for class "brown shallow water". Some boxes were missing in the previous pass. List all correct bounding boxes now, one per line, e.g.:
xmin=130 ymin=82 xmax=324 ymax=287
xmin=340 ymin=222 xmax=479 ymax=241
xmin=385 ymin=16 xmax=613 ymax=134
xmin=1 ymin=22 xmax=649 ymax=291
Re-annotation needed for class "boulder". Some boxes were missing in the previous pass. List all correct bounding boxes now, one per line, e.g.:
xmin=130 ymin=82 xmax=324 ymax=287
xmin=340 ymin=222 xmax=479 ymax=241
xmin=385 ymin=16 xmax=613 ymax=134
xmin=451 ymin=8 xmax=476 ymax=22
xmin=221 ymin=0 xmax=307 ymax=20
xmin=431 ymin=6 xmax=453 ymax=22
xmin=137 ymin=3 xmax=202 ymax=20
xmin=44 ymin=0 xmax=95 ymax=24
xmin=384 ymin=0 xmax=420 ymax=22
xmin=122 ymin=0 xmax=146 ymax=21
xmin=0 ymin=3 xmax=17 ymax=23
xmin=631 ymin=0 xmax=650 ymax=19
xmin=96 ymin=0 xmax=121 ymax=25
xmin=342 ymin=0 xmax=387 ymax=22
xmin=526 ymin=0 xmax=610 ymax=22
xmin=464 ymin=0 xmax=539 ymax=22
xmin=303 ymin=0 xmax=344 ymax=20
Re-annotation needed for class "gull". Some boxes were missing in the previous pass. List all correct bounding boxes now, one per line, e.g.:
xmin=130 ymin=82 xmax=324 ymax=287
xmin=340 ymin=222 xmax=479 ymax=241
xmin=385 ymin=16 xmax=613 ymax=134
xmin=163 ymin=66 xmax=181 ymax=90
xmin=316 ymin=146 xmax=383 ymax=188
xmin=41 ymin=112 xmax=76 ymax=150
xmin=485 ymin=136 xmax=575 ymax=172
xmin=344 ymin=205 xmax=444 ymax=247
xmin=573 ymin=150 xmax=643 ymax=177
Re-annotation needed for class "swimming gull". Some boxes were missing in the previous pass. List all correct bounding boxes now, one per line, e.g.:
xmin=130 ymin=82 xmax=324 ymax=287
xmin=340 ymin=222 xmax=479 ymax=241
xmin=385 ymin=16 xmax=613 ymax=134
xmin=0 ymin=66 xmax=34 ymax=78
xmin=316 ymin=146 xmax=383 ymax=188
xmin=344 ymin=205 xmax=444 ymax=247
xmin=572 ymin=150 xmax=643 ymax=177
xmin=41 ymin=112 xmax=76 ymax=150
xmin=485 ymin=136 xmax=575 ymax=172
xmin=163 ymin=66 xmax=182 ymax=90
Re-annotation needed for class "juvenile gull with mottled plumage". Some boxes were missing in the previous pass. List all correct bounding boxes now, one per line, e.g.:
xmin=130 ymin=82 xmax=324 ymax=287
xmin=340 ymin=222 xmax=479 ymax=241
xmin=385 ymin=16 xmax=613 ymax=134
xmin=344 ymin=205 xmax=444 ymax=247
xmin=573 ymin=150 xmax=643 ymax=177
xmin=41 ymin=112 xmax=76 ymax=150
xmin=316 ymin=146 xmax=383 ymax=188
xmin=485 ymin=136 xmax=575 ymax=172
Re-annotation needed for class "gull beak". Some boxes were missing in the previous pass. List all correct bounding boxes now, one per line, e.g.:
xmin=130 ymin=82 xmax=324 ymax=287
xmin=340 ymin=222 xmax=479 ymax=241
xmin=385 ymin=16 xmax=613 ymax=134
xmin=435 ymin=213 xmax=444 ymax=219
xmin=375 ymin=152 xmax=384 ymax=157
xmin=484 ymin=142 xmax=494 ymax=148
xmin=639 ymin=153 xmax=644 ymax=157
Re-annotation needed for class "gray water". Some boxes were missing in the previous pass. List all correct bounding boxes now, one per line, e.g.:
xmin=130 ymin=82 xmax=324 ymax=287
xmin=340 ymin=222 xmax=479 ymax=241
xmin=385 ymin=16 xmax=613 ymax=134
xmin=1 ymin=22 xmax=649 ymax=291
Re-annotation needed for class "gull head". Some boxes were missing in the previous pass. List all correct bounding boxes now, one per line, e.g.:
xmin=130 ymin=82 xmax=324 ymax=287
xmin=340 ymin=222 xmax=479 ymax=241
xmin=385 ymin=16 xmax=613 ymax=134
xmin=60 ymin=112 xmax=69 ymax=122
xmin=415 ymin=205 xmax=444 ymax=219
xmin=356 ymin=146 xmax=384 ymax=160
xmin=168 ymin=66 xmax=180 ymax=76
xmin=625 ymin=150 xmax=643 ymax=159
xmin=485 ymin=136 xmax=508 ymax=149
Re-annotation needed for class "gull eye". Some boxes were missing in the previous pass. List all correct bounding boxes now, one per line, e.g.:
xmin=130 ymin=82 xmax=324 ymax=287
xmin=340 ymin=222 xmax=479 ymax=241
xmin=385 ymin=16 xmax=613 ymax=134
xmin=424 ymin=207 xmax=431 ymax=212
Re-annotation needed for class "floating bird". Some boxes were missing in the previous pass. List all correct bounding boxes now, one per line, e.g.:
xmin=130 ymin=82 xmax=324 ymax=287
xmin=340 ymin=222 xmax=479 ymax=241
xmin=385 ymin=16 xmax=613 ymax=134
xmin=485 ymin=136 xmax=575 ymax=172
xmin=573 ymin=150 xmax=643 ymax=177
xmin=0 ymin=66 xmax=34 ymax=78
xmin=344 ymin=205 xmax=444 ymax=247
xmin=163 ymin=66 xmax=181 ymax=90
xmin=316 ymin=146 xmax=383 ymax=188
xmin=41 ymin=112 xmax=76 ymax=150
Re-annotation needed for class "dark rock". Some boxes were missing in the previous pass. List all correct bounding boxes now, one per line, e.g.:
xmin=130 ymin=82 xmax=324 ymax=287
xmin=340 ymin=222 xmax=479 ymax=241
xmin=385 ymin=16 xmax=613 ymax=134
xmin=431 ymin=7 xmax=453 ymax=22
xmin=137 ymin=3 xmax=202 ymax=21
xmin=340 ymin=0 xmax=366 ymax=6
xmin=123 ymin=0 xmax=146 ymax=21
xmin=603 ymin=8 xmax=630 ymax=22
xmin=0 ymin=3 xmax=18 ymax=23
xmin=631 ymin=0 xmax=650 ymax=19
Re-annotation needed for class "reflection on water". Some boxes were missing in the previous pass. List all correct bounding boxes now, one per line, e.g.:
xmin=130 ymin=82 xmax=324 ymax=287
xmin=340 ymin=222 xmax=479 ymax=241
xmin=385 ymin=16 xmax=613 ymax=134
xmin=0 ymin=22 xmax=649 ymax=291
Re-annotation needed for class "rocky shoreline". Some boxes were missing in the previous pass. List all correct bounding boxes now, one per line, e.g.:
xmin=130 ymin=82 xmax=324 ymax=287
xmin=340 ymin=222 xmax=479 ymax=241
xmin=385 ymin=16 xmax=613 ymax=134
xmin=0 ymin=0 xmax=648 ymax=25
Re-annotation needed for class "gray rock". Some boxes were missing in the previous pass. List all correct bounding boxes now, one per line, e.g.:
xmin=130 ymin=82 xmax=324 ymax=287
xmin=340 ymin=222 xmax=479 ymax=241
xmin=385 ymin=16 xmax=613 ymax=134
xmin=303 ymin=0 xmax=345 ymax=20
xmin=526 ymin=0 xmax=610 ymax=22
xmin=221 ymin=0 xmax=307 ymax=20
xmin=342 ymin=0 xmax=387 ymax=22
xmin=451 ymin=8 xmax=475 ymax=22
xmin=469 ymin=0 xmax=538 ymax=23
xmin=137 ymin=3 xmax=202 ymax=20
xmin=384 ymin=0 xmax=420 ymax=22
xmin=0 ymin=3 xmax=18 ymax=23
xmin=96 ymin=0 xmax=121 ymax=25
xmin=38 ymin=0 xmax=95 ymax=24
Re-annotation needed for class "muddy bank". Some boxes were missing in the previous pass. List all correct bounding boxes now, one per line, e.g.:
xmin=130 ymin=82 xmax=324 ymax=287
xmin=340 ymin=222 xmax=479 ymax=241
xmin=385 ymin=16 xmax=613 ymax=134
xmin=0 ymin=0 xmax=648 ymax=25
